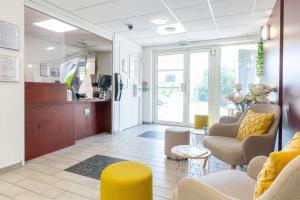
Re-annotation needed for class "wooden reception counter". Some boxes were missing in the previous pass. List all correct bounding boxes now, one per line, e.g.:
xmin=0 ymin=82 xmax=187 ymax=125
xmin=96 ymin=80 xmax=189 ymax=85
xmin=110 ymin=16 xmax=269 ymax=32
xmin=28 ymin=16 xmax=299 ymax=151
xmin=25 ymin=82 xmax=112 ymax=160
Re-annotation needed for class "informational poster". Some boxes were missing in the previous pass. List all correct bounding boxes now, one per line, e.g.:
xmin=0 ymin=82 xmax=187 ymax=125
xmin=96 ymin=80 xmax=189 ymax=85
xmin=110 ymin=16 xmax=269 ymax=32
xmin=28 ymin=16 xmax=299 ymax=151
xmin=40 ymin=63 xmax=50 ymax=77
xmin=0 ymin=53 xmax=19 ymax=82
xmin=0 ymin=21 xmax=19 ymax=51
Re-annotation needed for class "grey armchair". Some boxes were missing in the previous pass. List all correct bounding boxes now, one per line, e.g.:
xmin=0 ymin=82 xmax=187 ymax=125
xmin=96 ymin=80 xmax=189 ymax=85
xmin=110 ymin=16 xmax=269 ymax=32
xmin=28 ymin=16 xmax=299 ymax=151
xmin=203 ymin=104 xmax=281 ymax=169
xmin=219 ymin=116 xmax=240 ymax=124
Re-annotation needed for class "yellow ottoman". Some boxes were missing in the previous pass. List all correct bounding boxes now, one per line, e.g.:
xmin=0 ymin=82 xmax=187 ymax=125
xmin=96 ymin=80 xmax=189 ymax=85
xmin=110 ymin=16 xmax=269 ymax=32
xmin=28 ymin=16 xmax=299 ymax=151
xmin=100 ymin=161 xmax=152 ymax=200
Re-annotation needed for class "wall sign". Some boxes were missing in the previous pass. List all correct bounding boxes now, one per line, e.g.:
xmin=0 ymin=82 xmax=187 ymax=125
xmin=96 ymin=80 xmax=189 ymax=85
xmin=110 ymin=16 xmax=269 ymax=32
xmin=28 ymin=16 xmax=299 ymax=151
xmin=0 ymin=53 xmax=19 ymax=82
xmin=0 ymin=21 xmax=19 ymax=51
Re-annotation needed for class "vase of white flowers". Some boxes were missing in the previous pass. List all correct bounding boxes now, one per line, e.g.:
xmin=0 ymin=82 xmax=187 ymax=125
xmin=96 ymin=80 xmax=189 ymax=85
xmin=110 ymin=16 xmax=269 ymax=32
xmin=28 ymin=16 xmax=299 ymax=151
xmin=225 ymin=83 xmax=274 ymax=113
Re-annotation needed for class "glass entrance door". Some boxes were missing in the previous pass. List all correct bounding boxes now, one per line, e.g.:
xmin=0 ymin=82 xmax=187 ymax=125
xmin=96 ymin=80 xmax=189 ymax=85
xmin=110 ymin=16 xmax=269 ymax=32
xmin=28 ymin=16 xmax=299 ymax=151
xmin=156 ymin=53 xmax=185 ymax=124
xmin=188 ymin=52 xmax=209 ymax=124
xmin=155 ymin=50 xmax=210 ymax=126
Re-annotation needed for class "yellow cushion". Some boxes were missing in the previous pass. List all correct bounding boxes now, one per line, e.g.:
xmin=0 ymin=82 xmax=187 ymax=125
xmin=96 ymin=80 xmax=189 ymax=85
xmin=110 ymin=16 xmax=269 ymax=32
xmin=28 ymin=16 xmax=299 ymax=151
xmin=236 ymin=110 xmax=274 ymax=140
xmin=100 ymin=161 xmax=152 ymax=200
xmin=285 ymin=132 xmax=300 ymax=151
xmin=194 ymin=115 xmax=208 ymax=129
xmin=253 ymin=151 xmax=300 ymax=199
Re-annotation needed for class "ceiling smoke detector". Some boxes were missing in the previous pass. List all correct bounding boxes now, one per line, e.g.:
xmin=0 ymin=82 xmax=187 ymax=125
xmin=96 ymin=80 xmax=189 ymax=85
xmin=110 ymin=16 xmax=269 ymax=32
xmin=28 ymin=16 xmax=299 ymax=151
xmin=157 ymin=23 xmax=185 ymax=35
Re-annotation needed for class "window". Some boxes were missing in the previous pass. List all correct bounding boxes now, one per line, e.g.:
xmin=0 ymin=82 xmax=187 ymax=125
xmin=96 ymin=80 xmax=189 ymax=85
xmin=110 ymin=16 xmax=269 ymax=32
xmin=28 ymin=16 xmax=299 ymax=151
xmin=220 ymin=44 xmax=258 ymax=116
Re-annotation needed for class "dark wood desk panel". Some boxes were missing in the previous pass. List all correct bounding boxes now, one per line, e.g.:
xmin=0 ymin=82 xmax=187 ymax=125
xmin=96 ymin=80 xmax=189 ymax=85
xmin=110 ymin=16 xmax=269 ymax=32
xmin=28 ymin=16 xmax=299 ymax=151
xmin=75 ymin=101 xmax=112 ymax=140
xmin=25 ymin=82 xmax=112 ymax=161
xmin=25 ymin=103 xmax=75 ymax=160
xmin=25 ymin=82 xmax=67 ymax=104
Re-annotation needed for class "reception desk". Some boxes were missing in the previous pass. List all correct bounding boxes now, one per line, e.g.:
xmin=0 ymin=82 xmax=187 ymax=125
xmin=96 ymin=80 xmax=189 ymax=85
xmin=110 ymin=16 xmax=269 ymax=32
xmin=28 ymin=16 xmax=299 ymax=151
xmin=25 ymin=82 xmax=112 ymax=160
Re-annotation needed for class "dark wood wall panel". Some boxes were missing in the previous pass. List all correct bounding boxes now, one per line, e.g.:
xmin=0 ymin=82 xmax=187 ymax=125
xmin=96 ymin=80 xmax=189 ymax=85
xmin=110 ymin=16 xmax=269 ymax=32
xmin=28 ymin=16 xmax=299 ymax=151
xmin=264 ymin=0 xmax=300 ymax=148
xmin=264 ymin=0 xmax=283 ymax=149
xmin=282 ymin=0 xmax=300 ymax=145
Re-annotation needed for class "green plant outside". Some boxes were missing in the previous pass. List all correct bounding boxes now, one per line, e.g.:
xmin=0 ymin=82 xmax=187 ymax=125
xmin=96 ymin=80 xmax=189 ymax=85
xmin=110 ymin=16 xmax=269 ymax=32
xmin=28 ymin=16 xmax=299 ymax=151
xmin=256 ymin=41 xmax=264 ymax=78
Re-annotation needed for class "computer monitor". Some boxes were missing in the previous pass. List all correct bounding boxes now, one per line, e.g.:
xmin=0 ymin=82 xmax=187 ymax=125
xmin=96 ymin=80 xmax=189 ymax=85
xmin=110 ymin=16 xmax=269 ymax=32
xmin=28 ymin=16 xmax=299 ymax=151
xmin=97 ymin=74 xmax=112 ymax=90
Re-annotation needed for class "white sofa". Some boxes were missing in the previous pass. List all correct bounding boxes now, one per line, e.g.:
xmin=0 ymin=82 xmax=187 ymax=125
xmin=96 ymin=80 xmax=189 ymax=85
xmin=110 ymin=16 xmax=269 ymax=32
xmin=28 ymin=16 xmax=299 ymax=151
xmin=174 ymin=155 xmax=300 ymax=200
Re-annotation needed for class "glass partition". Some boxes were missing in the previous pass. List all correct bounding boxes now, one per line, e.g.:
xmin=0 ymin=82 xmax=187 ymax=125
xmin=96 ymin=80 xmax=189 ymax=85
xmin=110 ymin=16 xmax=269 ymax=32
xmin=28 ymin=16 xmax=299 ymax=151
xmin=24 ymin=7 xmax=112 ymax=98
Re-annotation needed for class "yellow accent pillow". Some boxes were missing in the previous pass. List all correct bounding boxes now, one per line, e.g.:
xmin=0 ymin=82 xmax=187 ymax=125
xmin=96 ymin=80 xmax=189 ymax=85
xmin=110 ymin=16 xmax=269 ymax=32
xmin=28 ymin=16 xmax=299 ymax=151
xmin=253 ymin=151 xmax=300 ymax=199
xmin=236 ymin=110 xmax=274 ymax=140
xmin=285 ymin=132 xmax=300 ymax=151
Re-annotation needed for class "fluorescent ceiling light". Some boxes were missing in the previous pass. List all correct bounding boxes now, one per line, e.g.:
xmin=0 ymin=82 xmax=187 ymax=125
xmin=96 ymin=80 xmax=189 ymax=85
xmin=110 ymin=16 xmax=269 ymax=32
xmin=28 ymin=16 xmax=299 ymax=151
xmin=34 ymin=19 xmax=78 ymax=33
xmin=157 ymin=23 xmax=185 ymax=35
xmin=150 ymin=17 xmax=168 ymax=25
xmin=46 ymin=46 xmax=55 ymax=50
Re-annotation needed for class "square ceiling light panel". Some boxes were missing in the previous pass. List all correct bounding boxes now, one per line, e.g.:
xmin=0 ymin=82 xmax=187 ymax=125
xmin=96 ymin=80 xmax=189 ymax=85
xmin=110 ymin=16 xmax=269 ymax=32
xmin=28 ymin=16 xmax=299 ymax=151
xmin=34 ymin=19 xmax=78 ymax=33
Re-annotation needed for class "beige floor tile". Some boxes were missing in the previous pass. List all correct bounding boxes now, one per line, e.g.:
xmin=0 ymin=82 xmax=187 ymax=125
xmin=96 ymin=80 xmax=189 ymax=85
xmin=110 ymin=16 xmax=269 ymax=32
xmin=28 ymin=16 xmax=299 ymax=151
xmin=54 ymin=180 xmax=99 ymax=200
xmin=0 ymin=180 xmax=25 ymax=198
xmin=54 ymin=192 xmax=90 ymax=200
xmin=0 ymin=194 xmax=13 ymax=200
xmin=38 ymin=160 xmax=70 ymax=170
xmin=13 ymin=168 xmax=60 ymax=186
xmin=16 ymin=179 xmax=63 ymax=198
xmin=153 ymin=196 xmax=169 ymax=200
xmin=55 ymin=171 xmax=98 ymax=187
xmin=14 ymin=191 xmax=52 ymax=200
xmin=24 ymin=163 xmax=61 ymax=175
xmin=0 ymin=173 xmax=25 ymax=184
xmin=43 ymin=155 xmax=79 ymax=165
xmin=153 ymin=186 xmax=174 ymax=199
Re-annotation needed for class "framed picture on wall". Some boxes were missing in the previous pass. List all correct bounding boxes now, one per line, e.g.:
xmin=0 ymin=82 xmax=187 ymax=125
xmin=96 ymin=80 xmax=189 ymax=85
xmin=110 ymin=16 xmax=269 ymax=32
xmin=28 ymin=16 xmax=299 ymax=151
xmin=40 ymin=63 xmax=50 ymax=77
xmin=129 ymin=55 xmax=138 ymax=79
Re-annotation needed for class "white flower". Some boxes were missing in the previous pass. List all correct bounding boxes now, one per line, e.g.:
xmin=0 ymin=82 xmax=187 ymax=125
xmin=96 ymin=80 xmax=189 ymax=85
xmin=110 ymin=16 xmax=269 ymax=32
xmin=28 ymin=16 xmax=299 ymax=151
xmin=256 ymin=95 xmax=268 ymax=103
xmin=234 ymin=83 xmax=242 ymax=91
xmin=246 ymin=94 xmax=255 ymax=101
xmin=225 ymin=93 xmax=234 ymax=100
xmin=233 ymin=95 xmax=245 ymax=104
xmin=252 ymin=87 xmax=264 ymax=96
xmin=248 ymin=83 xmax=256 ymax=90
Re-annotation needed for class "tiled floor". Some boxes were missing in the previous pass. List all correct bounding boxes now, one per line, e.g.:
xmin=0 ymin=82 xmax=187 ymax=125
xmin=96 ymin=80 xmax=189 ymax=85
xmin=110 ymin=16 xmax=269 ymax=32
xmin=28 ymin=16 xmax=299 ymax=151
xmin=0 ymin=124 xmax=235 ymax=200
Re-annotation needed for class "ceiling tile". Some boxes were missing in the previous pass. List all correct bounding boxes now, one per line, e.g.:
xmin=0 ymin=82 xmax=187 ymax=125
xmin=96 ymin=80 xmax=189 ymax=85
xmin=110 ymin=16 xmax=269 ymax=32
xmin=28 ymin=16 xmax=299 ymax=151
xmin=119 ymin=28 xmax=160 ymax=39
xmin=182 ymin=19 xmax=215 ymax=32
xmin=46 ymin=0 xmax=117 ymax=11
xmin=74 ymin=0 xmax=166 ymax=23
xmin=97 ymin=11 xmax=178 ymax=33
xmin=173 ymin=4 xmax=211 ymax=22
xmin=255 ymin=0 xmax=277 ymax=11
xmin=98 ymin=17 xmax=151 ymax=33
xmin=212 ymin=0 xmax=253 ymax=17
xmin=37 ymin=0 xmax=277 ymax=46
xmin=164 ymin=0 xmax=207 ymax=9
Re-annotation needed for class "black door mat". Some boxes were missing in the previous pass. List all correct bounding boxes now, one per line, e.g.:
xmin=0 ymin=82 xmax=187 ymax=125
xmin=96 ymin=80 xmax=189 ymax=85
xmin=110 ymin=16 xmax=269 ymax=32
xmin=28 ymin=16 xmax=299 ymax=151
xmin=65 ymin=155 xmax=127 ymax=180
xmin=138 ymin=131 xmax=164 ymax=139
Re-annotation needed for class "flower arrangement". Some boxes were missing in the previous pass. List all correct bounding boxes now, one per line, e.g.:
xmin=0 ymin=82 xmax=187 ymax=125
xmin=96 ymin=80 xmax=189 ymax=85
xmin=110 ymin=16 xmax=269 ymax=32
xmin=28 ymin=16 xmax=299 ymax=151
xmin=225 ymin=83 xmax=274 ymax=112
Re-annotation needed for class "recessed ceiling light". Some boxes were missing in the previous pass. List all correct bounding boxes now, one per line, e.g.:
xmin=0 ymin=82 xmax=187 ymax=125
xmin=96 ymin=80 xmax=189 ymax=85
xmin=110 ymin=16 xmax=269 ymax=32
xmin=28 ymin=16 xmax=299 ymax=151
xmin=46 ymin=46 xmax=55 ymax=50
xmin=34 ymin=19 xmax=78 ymax=33
xmin=157 ymin=23 xmax=185 ymax=35
xmin=150 ymin=17 xmax=168 ymax=25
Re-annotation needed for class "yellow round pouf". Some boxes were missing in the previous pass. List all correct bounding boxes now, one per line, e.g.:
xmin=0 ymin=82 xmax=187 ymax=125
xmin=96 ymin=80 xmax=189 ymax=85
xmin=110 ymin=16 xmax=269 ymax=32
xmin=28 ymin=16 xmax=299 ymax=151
xmin=100 ymin=161 xmax=152 ymax=200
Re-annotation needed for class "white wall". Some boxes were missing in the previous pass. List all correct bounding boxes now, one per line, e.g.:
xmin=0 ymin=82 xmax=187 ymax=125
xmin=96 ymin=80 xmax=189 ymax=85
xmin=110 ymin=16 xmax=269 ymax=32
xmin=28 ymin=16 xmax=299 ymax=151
xmin=113 ymin=35 xmax=142 ymax=132
xmin=0 ymin=0 xmax=24 ymax=169
xmin=96 ymin=52 xmax=112 ymax=76
xmin=142 ymin=35 xmax=260 ymax=123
